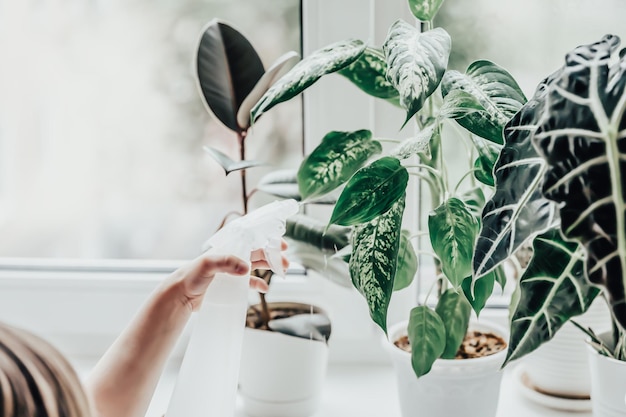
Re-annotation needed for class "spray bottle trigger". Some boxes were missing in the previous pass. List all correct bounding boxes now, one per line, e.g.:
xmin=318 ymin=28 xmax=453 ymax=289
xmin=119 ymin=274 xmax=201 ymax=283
xmin=264 ymin=237 xmax=285 ymax=278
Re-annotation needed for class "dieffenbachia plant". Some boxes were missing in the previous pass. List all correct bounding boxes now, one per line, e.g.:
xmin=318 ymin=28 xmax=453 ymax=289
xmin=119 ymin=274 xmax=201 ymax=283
xmin=246 ymin=0 xmax=526 ymax=375
xmin=474 ymin=34 xmax=626 ymax=361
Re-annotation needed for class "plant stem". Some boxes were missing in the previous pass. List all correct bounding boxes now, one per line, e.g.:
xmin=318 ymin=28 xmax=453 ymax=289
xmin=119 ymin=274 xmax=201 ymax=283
xmin=238 ymin=131 xmax=249 ymax=214
xmin=258 ymin=270 xmax=273 ymax=329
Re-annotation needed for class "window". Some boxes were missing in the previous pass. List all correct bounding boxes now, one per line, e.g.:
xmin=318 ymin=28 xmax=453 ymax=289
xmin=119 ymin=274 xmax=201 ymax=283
xmin=0 ymin=0 xmax=302 ymax=261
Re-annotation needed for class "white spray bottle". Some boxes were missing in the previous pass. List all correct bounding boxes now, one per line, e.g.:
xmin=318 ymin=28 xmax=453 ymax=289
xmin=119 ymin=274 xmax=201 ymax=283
xmin=165 ymin=199 xmax=299 ymax=417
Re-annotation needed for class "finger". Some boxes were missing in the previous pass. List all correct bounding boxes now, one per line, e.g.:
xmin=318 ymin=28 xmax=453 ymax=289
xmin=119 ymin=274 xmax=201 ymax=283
xmin=185 ymin=254 xmax=249 ymax=296
xmin=249 ymin=276 xmax=269 ymax=293
xmin=251 ymin=255 xmax=289 ymax=272
xmin=250 ymin=240 xmax=289 ymax=262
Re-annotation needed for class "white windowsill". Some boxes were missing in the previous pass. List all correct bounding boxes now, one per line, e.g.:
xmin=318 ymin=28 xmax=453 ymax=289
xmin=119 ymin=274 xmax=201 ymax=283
xmin=68 ymin=358 xmax=589 ymax=417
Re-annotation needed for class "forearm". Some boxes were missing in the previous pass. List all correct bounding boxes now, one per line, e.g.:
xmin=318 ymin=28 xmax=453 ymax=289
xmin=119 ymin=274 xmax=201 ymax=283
xmin=85 ymin=277 xmax=191 ymax=417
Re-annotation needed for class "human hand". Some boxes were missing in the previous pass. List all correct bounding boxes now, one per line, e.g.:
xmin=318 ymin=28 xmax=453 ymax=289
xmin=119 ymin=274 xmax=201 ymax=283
xmin=168 ymin=240 xmax=289 ymax=312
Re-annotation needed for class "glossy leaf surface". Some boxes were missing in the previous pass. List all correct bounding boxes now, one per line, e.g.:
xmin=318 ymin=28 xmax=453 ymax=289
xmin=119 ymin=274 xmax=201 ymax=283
xmin=203 ymin=146 xmax=265 ymax=175
xmin=393 ymin=230 xmax=419 ymax=291
xmin=383 ymin=23 xmax=451 ymax=127
xmin=196 ymin=20 xmax=265 ymax=132
xmin=435 ymin=289 xmax=471 ymax=358
xmin=408 ymin=0 xmax=444 ymax=21
xmin=298 ymin=130 xmax=381 ymax=200
xmin=461 ymin=273 xmax=495 ymax=317
xmin=330 ymin=157 xmax=408 ymax=226
xmin=251 ymin=39 xmax=365 ymax=123
xmin=350 ymin=197 xmax=406 ymax=333
xmin=407 ymin=306 xmax=446 ymax=377
xmin=338 ymin=47 xmax=400 ymax=105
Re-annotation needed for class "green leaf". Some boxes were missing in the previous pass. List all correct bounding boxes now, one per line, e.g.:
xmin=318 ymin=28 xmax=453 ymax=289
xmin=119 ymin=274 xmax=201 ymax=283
xmin=461 ymin=273 xmax=495 ymax=317
xmin=473 ymin=157 xmax=494 ymax=187
xmin=383 ymin=23 xmax=451 ymax=127
xmin=393 ymin=230 xmax=418 ymax=291
xmin=439 ymin=90 xmax=485 ymax=120
xmin=203 ymin=146 xmax=265 ymax=175
xmin=338 ymin=47 xmax=400 ymax=104
xmin=435 ymin=289 xmax=471 ymax=359
xmin=505 ymin=229 xmax=600 ymax=365
xmin=350 ymin=196 xmax=406 ymax=333
xmin=429 ymin=198 xmax=479 ymax=287
xmin=251 ymin=39 xmax=366 ymax=123
xmin=529 ymin=34 xmax=626 ymax=329
xmin=298 ymin=130 xmax=381 ymax=200
xmin=407 ymin=306 xmax=446 ymax=377
xmin=390 ymin=124 xmax=434 ymax=160
xmin=196 ymin=20 xmax=265 ymax=133
xmin=330 ymin=157 xmax=409 ymax=226
xmin=458 ymin=186 xmax=486 ymax=218
xmin=471 ymin=136 xmax=501 ymax=187
xmin=494 ymin=264 xmax=507 ymax=290
xmin=408 ymin=0 xmax=445 ymax=21
xmin=441 ymin=60 xmax=527 ymax=144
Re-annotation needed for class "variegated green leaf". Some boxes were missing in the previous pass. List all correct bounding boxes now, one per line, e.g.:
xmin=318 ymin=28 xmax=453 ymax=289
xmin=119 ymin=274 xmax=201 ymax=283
xmin=461 ymin=272 xmax=495 ymax=317
xmin=298 ymin=130 xmax=381 ymax=200
xmin=338 ymin=47 xmax=400 ymax=106
xmin=407 ymin=306 xmax=446 ymax=377
xmin=330 ymin=157 xmax=409 ymax=226
xmin=530 ymin=34 xmax=626 ymax=328
xmin=251 ymin=39 xmax=366 ymax=123
xmin=441 ymin=60 xmax=527 ymax=144
xmin=408 ymin=0 xmax=444 ymax=21
xmin=383 ymin=23 xmax=451 ymax=127
xmin=439 ymin=89 xmax=485 ymax=120
xmin=390 ymin=124 xmax=434 ymax=160
xmin=505 ymin=230 xmax=599 ymax=365
xmin=435 ymin=289 xmax=471 ymax=358
xmin=429 ymin=198 xmax=479 ymax=287
xmin=393 ymin=230 xmax=418 ymax=291
xmin=473 ymin=82 xmax=558 ymax=279
xmin=458 ymin=186 xmax=486 ymax=218
xmin=350 ymin=196 xmax=406 ymax=333
xmin=203 ymin=146 xmax=265 ymax=175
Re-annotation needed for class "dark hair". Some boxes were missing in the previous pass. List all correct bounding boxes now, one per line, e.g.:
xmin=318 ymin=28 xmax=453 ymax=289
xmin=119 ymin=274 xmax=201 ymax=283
xmin=0 ymin=323 xmax=92 ymax=416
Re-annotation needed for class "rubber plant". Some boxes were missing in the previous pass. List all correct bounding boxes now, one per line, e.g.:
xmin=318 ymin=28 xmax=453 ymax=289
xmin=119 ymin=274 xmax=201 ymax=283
xmin=194 ymin=19 xmax=356 ymax=337
xmin=472 ymin=34 xmax=626 ymax=363
xmin=249 ymin=0 xmax=527 ymax=377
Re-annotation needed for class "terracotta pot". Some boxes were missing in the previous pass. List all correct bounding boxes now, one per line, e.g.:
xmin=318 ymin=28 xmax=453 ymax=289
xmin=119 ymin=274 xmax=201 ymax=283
xmin=239 ymin=302 xmax=329 ymax=417
xmin=384 ymin=320 xmax=508 ymax=417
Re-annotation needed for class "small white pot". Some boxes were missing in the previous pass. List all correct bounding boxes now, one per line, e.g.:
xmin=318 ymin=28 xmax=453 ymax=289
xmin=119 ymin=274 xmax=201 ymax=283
xmin=523 ymin=297 xmax=611 ymax=399
xmin=587 ymin=331 xmax=626 ymax=417
xmin=238 ymin=303 xmax=329 ymax=417
xmin=384 ymin=320 xmax=508 ymax=417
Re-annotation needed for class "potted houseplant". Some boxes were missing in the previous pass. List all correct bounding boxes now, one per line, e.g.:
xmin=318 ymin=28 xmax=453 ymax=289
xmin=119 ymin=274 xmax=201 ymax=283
xmin=246 ymin=0 xmax=527 ymax=416
xmin=191 ymin=20 xmax=355 ymax=417
xmin=471 ymin=33 xmax=626 ymax=416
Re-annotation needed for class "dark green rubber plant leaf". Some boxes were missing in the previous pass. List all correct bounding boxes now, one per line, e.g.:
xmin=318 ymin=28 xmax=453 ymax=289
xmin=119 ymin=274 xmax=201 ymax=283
xmin=330 ymin=157 xmax=409 ymax=226
xmin=203 ymin=146 xmax=265 ymax=175
xmin=285 ymin=214 xmax=352 ymax=287
xmin=407 ymin=306 xmax=446 ymax=377
xmin=196 ymin=20 xmax=265 ymax=133
xmin=383 ymin=22 xmax=451 ymax=127
xmin=505 ymin=230 xmax=599 ymax=365
xmin=429 ymin=197 xmax=479 ymax=288
xmin=408 ymin=0 xmax=444 ymax=22
xmin=393 ymin=230 xmax=418 ymax=291
xmin=441 ymin=60 xmax=527 ymax=144
xmin=251 ymin=39 xmax=366 ymax=123
xmin=461 ymin=272 xmax=495 ymax=317
xmin=530 ymin=34 xmax=626 ymax=328
xmin=298 ymin=130 xmax=381 ymax=200
xmin=435 ymin=289 xmax=471 ymax=358
xmin=339 ymin=47 xmax=400 ymax=106
xmin=350 ymin=196 xmax=406 ymax=333
xmin=473 ymin=76 xmax=559 ymax=279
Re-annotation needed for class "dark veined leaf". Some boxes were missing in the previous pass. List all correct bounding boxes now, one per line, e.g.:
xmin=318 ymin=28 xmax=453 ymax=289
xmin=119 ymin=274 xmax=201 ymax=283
xmin=195 ymin=20 xmax=265 ymax=133
xmin=473 ymin=77 xmax=559 ymax=279
xmin=330 ymin=157 xmax=408 ymax=226
xmin=505 ymin=229 xmax=599 ymax=365
xmin=408 ymin=0 xmax=445 ymax=22
xmin=338 ymin=47 xmax=400 ymax=105
xmin=390 ymin=124 xmax=435 ymax=160
xmin=203 ymin=146 xmax=265 ymax=175
xmin=393 ymin=230 xmax=418 ymax=291
xmin=441 ymin=60 xmax=527 ymax=144
xmin=461 ymin=273 xmax=495 ymax=317
xmin=350 ymin=196 xmax=406 ymax=333
xmin=298 ymin=130 xmax=381 ymax=200
xmin=251 ymin=39 xmax=366 ymax=123
xmin=383 ymin=23 xmax=451 ymax=127
xmin=429 ymin=198 xmax=479 ymax=287
xmin=407 ymin=306 xmax=446 ymax=377
xmin=435 ymin=290 xmax=471 ymax=358
xmin=530 ymin=34 xmax=626 ymax=328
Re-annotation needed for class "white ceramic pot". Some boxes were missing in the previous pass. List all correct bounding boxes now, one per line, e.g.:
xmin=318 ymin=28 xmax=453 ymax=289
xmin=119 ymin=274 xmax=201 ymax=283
xmin=587 ymin=331 xmax=626 ymax=417
xmin=523 ymin=297 xmax=611 ymax=399
xmin=384 ymin=320 xmax=508 ymax=417
xmin=238 ymin=303 xmax=329 ymax=417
